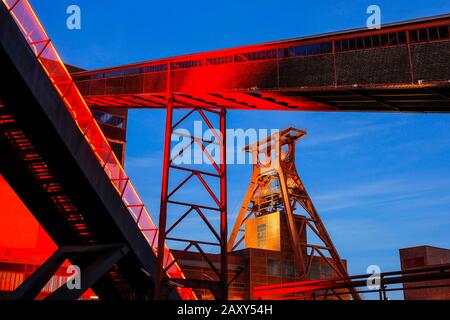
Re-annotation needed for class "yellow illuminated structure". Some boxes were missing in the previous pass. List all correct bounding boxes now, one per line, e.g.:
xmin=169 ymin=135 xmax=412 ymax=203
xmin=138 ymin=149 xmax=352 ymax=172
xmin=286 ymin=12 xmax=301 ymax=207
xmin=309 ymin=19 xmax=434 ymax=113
xmin=245 ymin=212 xmax=281 ymax=251
xmin=228 ymin=128 xmax=360 ymax=300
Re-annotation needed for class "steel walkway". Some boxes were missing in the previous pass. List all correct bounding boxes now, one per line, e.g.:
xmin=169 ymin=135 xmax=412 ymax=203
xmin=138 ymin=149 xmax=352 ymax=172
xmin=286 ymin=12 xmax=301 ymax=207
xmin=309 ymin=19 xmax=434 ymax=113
xmin=0 ymin=0 xmax=193 ymax=300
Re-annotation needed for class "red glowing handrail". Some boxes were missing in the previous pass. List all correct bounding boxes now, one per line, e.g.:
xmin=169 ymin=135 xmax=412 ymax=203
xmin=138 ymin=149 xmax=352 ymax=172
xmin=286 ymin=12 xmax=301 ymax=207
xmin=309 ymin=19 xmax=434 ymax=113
xmin=2 ymin=0 xmax=195 ymax=300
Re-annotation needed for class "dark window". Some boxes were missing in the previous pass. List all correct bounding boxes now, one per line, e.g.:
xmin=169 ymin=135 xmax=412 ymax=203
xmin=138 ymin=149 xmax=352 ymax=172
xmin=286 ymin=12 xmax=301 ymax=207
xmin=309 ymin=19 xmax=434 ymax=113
xmin=290 ymin=47 xmax=295 ymax=56
xmin=341 ymin=39 xmax=349 ymax=51
xmin=268 ymin=259 xmax=281 ymax=276
xmin=335 ymin=40 xmax=342 ymax=52
xmin=371 ymin=35 xmax=380 ymax=47
xmin=105 ymin=70 xmax=124 ymax=78
xmin=381 ymin=33 xmax=389 ymax=45
xmin=271 ymin=49 xmax=277 ymax=58
xmin=409 ymin=30 xmax=418 ymax=42
xmin=268 ymin=260 xmax=298 ymax=277
xmin=364 ymin=36 xmax=372 ymax=48
xmin=171 ymin=60 xmax=202 ymax=70
xmin=357 ymin=37 xmax=365 ymax=49
xmin=334 ymin=31 xmax=407 ymax=53
xmin=144 ymin=64 xmax=168 ymax=73
xmin=320 ymin=42 xmax=332 ymax=53
xmin=93 ymin=73 xmax=104 ymax=79
xmin=397 ymin=32 xmax=406 ymax=44
xmin=349 ymin=38 xmax=356 ymax=50
xmin=282 ymin=261 xmax=297 ymax=278
xmin=206 ymin=56 xmax=233 ymax=65
xmin=312 ymin=43 xmax=320 ymax=54
xmin=278 ymin=48 xmax=283 ymax=58
xmin=122 ymin=68 xmax=142 ymax=76
xmin=301 ymin=46 xmax=307 ymax=55
xmin=388 ymin=32 xmax=398 ymax=45
xmin=235 ymin=49 xmax=278 ymax=61
xmin=429 ymin=27 xmax=439 ymax=40
xmin=439 ymin=25 xmax=449 ymax=39
xmin=418 ymin=28 xmax=428 ymax=41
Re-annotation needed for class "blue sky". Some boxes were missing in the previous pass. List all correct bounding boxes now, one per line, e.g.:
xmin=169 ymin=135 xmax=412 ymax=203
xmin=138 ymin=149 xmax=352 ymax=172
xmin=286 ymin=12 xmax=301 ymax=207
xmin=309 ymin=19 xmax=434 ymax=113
xmin=29 ymin=0 xmax=450 ymax=299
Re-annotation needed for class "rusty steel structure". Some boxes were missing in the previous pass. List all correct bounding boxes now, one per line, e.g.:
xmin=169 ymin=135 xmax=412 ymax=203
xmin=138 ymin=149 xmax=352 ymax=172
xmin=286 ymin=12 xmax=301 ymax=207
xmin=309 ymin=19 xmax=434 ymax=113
xmin=227 ymin=128 xmax=360 ymax=300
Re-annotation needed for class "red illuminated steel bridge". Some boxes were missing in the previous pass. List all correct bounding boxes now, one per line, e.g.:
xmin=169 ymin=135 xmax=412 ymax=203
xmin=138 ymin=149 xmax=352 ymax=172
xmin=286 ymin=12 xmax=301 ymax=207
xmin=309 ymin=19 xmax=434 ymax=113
xmin=0 ymin=0 xmax=449 ymax=301
xmin=73 ymin=14 xmax=450 ymax=113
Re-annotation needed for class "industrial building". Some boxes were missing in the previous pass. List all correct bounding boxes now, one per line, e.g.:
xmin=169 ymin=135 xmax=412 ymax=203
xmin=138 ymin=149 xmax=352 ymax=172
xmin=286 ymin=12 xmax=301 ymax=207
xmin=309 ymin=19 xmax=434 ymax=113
xmin=400 ymin=246 xmax=450 ymax=300
xmin=0 ymin=0 xmax=449 ymax=300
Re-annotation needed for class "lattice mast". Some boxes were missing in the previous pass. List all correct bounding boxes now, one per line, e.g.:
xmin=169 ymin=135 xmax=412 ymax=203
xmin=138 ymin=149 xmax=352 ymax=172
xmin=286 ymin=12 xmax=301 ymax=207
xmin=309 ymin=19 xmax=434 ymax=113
xmin=155 ymin=94 xmax=228 ymax=300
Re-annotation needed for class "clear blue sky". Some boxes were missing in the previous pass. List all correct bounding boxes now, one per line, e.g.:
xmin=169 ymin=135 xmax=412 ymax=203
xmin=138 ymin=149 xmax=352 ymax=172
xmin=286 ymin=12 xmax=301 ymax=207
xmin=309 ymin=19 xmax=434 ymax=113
xmin=29 ymin=0 xmax=450 ymax=299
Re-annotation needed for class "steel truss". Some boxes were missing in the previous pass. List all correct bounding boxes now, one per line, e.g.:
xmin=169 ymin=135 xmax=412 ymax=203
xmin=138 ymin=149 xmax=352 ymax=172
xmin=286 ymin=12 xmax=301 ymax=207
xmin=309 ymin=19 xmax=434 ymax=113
xmin=155 ymin=94 xmax=228 ymax=299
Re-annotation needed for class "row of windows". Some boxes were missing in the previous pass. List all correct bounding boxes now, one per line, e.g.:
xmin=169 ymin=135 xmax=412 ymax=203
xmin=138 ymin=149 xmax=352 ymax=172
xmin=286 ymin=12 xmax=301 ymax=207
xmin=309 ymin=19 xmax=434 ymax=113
xmin=279 ymin=42 xmax=333 ymax=58
xmin=267 ymin=259 xmax=298 ymax=278
xmin=335 ymin=31 xmax=407 ymax=52
xmin=267 ymin=259 xmax=338 ymax=279
xmin=171 ymin=59 xmax=202 ymax=70
xmin=143 ymin=64 xmax=168 ymax=73
xmin=235 ymin=49 xmax=278 ymax=62
xmin=76 ymin=24 xmax=450 ymax=80
xmin=206 ymin=55 xmax=234 ymax=65
xmin=410 ymin=25 xmax=450 ymax=43
xmin=88 ymin=64 xmax=168 ymax=79
xmin=169 ymin=49 xmax=279 ymax=69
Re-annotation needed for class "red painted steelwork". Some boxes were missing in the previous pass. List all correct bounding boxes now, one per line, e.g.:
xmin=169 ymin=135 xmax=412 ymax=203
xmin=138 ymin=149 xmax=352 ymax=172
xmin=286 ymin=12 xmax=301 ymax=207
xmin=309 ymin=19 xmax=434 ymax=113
xmin=72 ymin=15 xmax=450 ymax=112
xmin=253 ymin=263 xmax=450 ymax=300
xmin=155 ymin=95 xmax=228 ymax=299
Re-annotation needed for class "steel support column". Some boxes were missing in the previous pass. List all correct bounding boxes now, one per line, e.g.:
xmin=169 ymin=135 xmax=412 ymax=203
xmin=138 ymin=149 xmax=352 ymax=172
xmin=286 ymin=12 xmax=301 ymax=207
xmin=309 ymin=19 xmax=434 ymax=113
xmin=155 ymin=94 xmax=174 ymax=299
